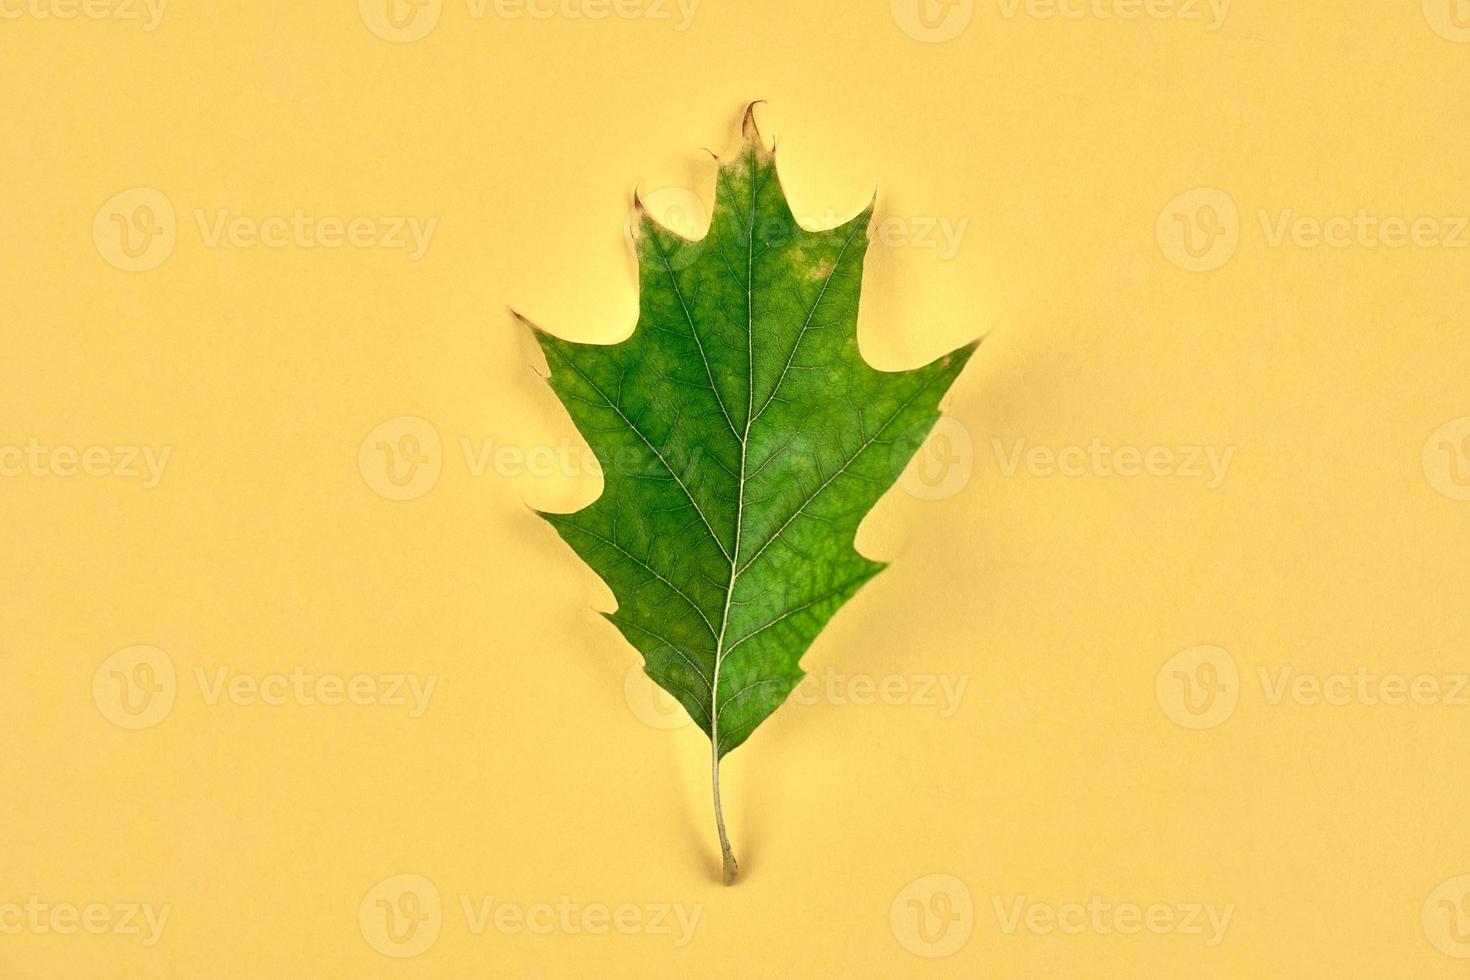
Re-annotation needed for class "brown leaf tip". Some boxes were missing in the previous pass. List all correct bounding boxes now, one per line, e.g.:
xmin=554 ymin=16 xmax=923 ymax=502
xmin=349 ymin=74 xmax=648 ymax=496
xmin=742 ymin=100 xmax=767 ymax=142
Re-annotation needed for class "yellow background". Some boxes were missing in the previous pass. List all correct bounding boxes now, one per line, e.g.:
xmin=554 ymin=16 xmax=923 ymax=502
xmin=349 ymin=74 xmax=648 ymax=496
xmin=4 ymin=0 xmax=1470 ymax=975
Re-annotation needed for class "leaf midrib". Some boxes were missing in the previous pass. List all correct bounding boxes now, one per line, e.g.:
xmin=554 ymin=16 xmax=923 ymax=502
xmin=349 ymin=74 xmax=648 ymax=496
xmin=661 ymin=146 xmax=891 ymax=748
xmin=709 ymin=141 xmax=762 ymax=756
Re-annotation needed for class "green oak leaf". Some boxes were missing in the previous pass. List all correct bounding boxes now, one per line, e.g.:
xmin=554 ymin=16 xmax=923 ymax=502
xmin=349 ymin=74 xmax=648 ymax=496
xmin=522 ymin=105 xmax=978 ymax=884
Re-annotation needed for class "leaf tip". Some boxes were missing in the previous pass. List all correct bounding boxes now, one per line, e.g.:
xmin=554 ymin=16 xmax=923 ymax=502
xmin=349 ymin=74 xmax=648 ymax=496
xmin=941 ymin=335 xmax=985 ymax=376
xmin=508 ymin=306 xmax=547 ymax=338
xmin=509 ymin=307 xmax=557 ymax=376
xmin=629 ymin=186 xmax=653 ymax=242
xmin=741 ymin=100 xmax=770 ymax=148
xmin=741 ymin=100 xmax=765 ymax=134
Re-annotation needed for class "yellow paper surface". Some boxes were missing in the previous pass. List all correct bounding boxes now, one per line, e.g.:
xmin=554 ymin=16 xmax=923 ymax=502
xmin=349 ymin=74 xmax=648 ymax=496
xmin=4 ymin=0 xmax=1470 ymax=975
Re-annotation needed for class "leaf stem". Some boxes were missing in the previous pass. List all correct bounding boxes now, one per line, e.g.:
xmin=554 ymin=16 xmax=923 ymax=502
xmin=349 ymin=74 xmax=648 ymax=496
xmin=712 ymin=745 xmax=739 ymax=885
